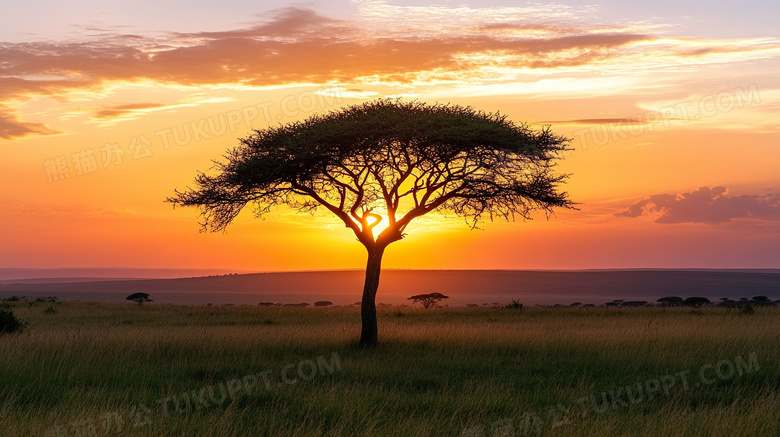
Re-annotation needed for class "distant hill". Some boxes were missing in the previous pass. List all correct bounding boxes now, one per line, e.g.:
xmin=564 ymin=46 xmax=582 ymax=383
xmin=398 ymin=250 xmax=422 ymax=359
xmin=0 ymin=267 xmax=252 ymax=282
xmin=1 ymin=269 xmax=778 ymax=306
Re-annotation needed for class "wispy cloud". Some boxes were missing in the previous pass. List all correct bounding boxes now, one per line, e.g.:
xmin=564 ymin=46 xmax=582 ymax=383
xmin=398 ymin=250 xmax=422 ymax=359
xmin=92 ymin=103 xmax=166 ymax=120
xmin=539 ymin=117 xmax=656 ymax=125
xmin=85 ymin=96 xmax=236 ymax=126
xmin=1 ymin=5 xmax=779 ymax=140
xmin=0 ymin=104 xmax=61 ymax=140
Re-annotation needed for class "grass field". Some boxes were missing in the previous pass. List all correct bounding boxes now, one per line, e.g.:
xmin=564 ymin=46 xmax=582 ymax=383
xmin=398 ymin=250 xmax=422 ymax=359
xmin=1 ymin=302 xmax=778 ymax=436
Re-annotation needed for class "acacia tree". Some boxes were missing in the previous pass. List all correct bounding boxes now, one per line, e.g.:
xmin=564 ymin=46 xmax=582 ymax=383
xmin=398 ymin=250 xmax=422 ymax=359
xmin=126 ymin=292 xmax=152 ymax=306
xmin=168 ymin=100 xmax=573 ymax=347
xmin=408 ymin=292 xmax=449 ymax=309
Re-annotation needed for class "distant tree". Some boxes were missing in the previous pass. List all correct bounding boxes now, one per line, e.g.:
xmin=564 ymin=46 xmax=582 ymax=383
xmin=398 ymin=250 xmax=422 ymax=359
xmin=126 ymin=292 xmax=152 ymax=306
xmin=683 ymin=297 xmax=710 ymax=308
xmin=408 ymin=292 xmax=450 ymax=309
xmin=622 ymin=301 xmax=648 ymax=307
xmin=314 ymin=301 xmax=334 ymax=307
xmin=657 ymin=296 xmax=684 ymax=307
xmin=168 ymin=100 xmax=573 ymax=347
xmin=750 ymin=296 xmax=775 ymax=306
xmin=569 ymin=302 xmax=582 ymax=307
xmin=257 ymin=302 xmax=275 ymax=307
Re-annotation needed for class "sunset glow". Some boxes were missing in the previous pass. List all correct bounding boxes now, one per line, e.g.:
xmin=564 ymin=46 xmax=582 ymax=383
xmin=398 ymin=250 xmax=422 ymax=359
xmin=2 ymin=0 xmax=779 ymax=271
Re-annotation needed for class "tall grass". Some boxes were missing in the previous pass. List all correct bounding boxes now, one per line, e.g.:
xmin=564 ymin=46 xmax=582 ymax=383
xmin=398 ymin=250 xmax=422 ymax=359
xmin=1 ymin=302 xmax=777 ymax=436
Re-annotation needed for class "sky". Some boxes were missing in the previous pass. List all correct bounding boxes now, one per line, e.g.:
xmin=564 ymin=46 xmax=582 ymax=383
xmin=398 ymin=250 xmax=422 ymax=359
xmin=1 ymin=0 xmax=779 ymax=271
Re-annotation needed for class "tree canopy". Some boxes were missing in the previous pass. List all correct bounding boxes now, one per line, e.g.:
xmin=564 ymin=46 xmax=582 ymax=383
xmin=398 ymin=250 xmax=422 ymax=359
xmin=170 ymin=100 xmax=572 ymax=243
xmin=169 ymin=99 xmax=574 ymax=347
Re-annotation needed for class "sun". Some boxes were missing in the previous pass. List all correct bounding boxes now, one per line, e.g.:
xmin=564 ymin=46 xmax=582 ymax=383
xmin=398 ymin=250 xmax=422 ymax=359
xmin=369 ymin=209 xmax=390 ymax=238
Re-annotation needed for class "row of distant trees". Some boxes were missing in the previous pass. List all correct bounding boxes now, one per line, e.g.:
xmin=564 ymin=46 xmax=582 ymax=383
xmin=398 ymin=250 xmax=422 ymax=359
xmin=259 ymin=294 xmax=453 ymax=309
xmin=106 ymin=293 xmax=780 ymax=309
xmin=257 ymin=301 xmax=335 ymax=307
xmin=125 ymin=293 xmax=453 ymax=309
xmin=656 ymin=296 xmax=778 ymax=307
xmin=581 ymin=296 xmax=778 ymax=308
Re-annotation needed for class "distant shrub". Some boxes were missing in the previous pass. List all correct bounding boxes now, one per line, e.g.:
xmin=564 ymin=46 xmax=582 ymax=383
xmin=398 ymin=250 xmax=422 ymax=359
xmin=718 ymin=299 xmax=737 ymax=308
xmin=740 ymin=304 xmax=755 ymax=315
xmin=35 ymin=296 xmax=57 ymax=303
xmin=43 ymin=306 xmax=57 ymax=315
xmin=314 ymin=301 xmax=334 ymax=307
xmin=504 ymin=299 xmax=523 ymax=310
xmin=0 ymin=307 xmax=27 ymax=334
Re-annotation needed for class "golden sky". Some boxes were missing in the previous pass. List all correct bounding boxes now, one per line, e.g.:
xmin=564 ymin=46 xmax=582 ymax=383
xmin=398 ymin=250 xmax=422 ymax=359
xmin=2 ymin=1 xmax=779 ymax=270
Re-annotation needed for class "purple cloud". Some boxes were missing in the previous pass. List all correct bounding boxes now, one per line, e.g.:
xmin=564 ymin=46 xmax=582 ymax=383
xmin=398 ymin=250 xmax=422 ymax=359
xmin=618 ymin=186 xmax=780 ymax=224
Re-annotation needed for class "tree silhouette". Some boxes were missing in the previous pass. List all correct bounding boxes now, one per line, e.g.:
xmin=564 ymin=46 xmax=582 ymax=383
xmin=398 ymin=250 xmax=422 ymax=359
xmin=683 ymin=296 xmax=710 ymax=308
xmin=408 ymin=292 xmax=450 ymax=309
xmin=657 ymin=296 xmax=684 ymax=307
xmin=168 ymin=100 xmax=574 ymax=347
xmin=126 ymin=292 xmax=152 ymax=306
xmin=314 ymin=300 xmax=334 ymax=307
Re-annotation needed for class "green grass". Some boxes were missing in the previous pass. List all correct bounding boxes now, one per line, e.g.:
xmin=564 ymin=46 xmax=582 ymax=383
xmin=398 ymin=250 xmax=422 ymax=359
xmin=1 ymin=302 xmax=778 ymax=436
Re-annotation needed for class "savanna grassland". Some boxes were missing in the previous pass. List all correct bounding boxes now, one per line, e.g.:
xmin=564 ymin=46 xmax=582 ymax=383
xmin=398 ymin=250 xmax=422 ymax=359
xmin=1 ymin=302 xmax=778 ymax=436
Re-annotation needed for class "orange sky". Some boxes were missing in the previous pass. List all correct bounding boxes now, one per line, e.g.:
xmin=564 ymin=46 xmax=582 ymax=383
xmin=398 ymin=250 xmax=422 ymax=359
xmin=2 ymin=2 xmax=779 ymax=270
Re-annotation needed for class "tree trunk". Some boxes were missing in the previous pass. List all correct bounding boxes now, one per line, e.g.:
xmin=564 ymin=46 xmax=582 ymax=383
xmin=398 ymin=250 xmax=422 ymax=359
xmin=359 ymin=245 xmax=385 ymax=348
